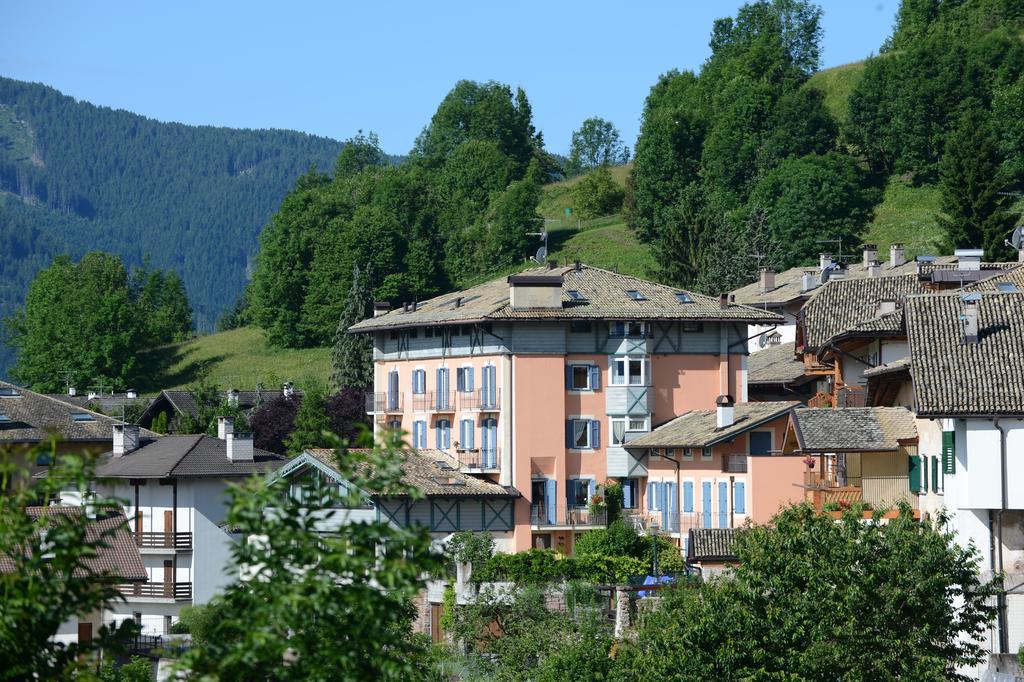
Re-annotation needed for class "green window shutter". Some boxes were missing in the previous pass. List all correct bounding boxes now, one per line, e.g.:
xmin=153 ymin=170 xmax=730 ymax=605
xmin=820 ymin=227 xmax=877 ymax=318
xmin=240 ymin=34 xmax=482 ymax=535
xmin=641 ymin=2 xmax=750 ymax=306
xmin=942 ymin=431 xmax=956 ymax=474
xmin=908 ymin=455 xmax=922 ymax=493
xmin=931 ymin=455 xmax=939 ymax=492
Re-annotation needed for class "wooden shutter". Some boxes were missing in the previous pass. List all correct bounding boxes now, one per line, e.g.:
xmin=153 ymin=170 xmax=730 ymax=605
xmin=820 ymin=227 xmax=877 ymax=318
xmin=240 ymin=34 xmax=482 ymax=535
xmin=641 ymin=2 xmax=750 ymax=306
xmin=565 ymin=365 xmax=573 ymax=389
xmin=589 ymin=365 xmax=601 ymax=389
xmin=466 ymin=368 xmax=474 ymax=392
xmin=734 ymin=481 xmax=746 ymax=514
xmin=647 ymin=482 xmax=655 ymax=511
xmin=566 ymin=420 xmax=574 ymax=448
xmin=590 ymin=420 xmax=600 ymax=449
xmin=683 ymin=481 xmax=694 ymax=513
xmin=942 ymin=431 xmax=955 ymax=474
xmin=545 ymin=480 xmax=557 ymax=525
xmin=931 ymin=455 xmax=939 ymax=493
xmin=908 ymin=455 xmax=922 ymax=493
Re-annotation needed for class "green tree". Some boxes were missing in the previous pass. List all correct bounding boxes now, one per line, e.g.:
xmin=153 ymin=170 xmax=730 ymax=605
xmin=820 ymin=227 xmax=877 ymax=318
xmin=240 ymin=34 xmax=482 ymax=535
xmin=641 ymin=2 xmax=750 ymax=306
xmin=7 ymin=252 xmax=151 ymax=392
xmin=177 ymin=382 xmax=249 ymax=435
xmin=0 ymin=443 xmax=140 ymax=679
xmin=330 ymin=263 xmax=374 ymax=391
xmin=175 ymin=433 xmax=444 ymax=680
xmin=136 ymin=267 xmax=193 ymax=344
xmin=939 ymin=104 xmax=1017 ymax=258
xmin=614 ymin=504 xmax=999 ymax=681
xmin=285 ymin=383 xmax=332 ymax=456
xmin=565 ymin=117 xmax=630 ymax=177
xmin=98 ymin=656 xmax=152 ymax=682
xmin=334 ymin=130 xmax=387 ymax=179
xmin=570 ymin=166 xmax=625 ymax=219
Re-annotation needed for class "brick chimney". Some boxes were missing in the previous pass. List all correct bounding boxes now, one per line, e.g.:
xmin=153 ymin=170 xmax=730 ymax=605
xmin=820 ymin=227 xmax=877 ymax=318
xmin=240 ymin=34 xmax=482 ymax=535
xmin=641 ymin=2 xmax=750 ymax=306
xmin=716 ymin=395 xmax=735 ymax=429
xmin=718 ymin=293 xmax=728 ymax=309
xmin=112 ymin=423 xmax=140 ymax=457
xmin=226 ymin=432 xmax=254 ymax=462
xmin=890 ymin=243 xmax=906 ymax=268
xmin=862 ymin=244 xmax=878 ymax=268
xmin=961 ymin=293 xmax=980 ymax=344
xmin=759 ymin=268 xmax=775 ymax=293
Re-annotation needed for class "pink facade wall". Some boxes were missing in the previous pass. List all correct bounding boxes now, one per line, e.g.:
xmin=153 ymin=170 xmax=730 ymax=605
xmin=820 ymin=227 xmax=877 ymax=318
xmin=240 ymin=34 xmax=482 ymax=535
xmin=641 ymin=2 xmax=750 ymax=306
xmin=650 ymin=354 xmax=746 ymax=417
xmin=748 ymin=456 xmax=806 ymax=524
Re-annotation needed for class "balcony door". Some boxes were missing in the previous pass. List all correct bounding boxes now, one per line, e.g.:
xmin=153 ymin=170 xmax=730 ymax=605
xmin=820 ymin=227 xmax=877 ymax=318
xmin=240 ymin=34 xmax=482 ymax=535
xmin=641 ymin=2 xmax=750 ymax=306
xmin=482 ymin=365 xmax=497 ymax=408
xmin=163 ymin=559 xmax=173 ymax=597
xmin=481 ymin=418 xmax=497 ymax=468
xmin=164 ymin=510 xmax=173 ymax=547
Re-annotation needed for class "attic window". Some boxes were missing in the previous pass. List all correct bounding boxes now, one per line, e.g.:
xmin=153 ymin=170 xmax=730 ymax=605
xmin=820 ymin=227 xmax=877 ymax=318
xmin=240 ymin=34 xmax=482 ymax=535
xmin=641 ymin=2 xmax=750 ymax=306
xmin=996 ymin=283 xmax=1017 ymax=293
xmin=0 ymin=413 xmax=10 ymax=423
xmin=567 ymin=290 xmax=586 ymax=302
xmin=626 ymin=290 xmax=646 ymax=301
xmin=0 ymin=388 xmax=19 ymax=397
xmin=675 ymin=292 xmax=693 ymax=304
xmin=71 ymin=413 xmax=95 ymax=423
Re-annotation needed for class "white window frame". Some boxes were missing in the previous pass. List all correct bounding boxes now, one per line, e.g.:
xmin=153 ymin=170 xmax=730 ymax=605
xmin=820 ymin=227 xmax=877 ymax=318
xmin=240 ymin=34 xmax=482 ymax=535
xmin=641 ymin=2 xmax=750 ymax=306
xmin=682 ymin=447 xmax=693 ymax=461
xmin=569 ymin=418 xmax=593 ymax=449
xmin=610 ymin=355 xmax=645 ymax=386
xmin=412 ymin=420 xmax=427 ymax=449
xmin=609 ymin=416 xmax=649 ymax=446
xmin=411 ymin=367 xmax=426 ymax=395
xmin=567 ymin=476 xmax=596 ymax=508
xmin=568 ymin=364 xmax=595 ymax=391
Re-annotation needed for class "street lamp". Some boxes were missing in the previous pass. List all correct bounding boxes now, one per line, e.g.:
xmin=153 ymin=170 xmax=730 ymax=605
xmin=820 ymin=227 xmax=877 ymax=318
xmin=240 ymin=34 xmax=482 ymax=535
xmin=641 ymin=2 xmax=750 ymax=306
xmin=649 ymin=519 xmax=660 ymax=577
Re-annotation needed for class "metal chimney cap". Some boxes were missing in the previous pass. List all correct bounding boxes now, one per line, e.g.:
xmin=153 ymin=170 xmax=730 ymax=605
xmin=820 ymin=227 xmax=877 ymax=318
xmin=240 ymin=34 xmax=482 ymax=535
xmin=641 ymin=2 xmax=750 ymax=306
xmin=715 ymin=394 xmax=735 ymax=407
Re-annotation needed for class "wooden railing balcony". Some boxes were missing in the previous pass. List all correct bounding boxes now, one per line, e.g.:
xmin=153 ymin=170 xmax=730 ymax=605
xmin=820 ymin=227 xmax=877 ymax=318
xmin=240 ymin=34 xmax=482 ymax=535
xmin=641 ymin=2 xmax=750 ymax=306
xmin=455 ymin=447 xmax=499 ymax=471
xmin=458 ymin=388 xmax=501 ymax=412
xmin=136 ymin=532 xmax=192 ymax=550
xmin=119 ymin=581 xmax=192 ymax=601
xmin=365 ymin=392 xmax=404 ymax=414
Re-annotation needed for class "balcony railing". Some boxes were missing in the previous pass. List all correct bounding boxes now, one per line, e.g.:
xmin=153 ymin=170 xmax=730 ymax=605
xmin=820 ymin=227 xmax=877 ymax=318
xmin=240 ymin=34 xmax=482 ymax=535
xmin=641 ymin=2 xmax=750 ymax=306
xmin=412 ymin=391 xmax=456 ymax=412
xmin=721 ymin=454 xmax=748 ymax=473
xmin=455 ymin=447 xmax=499 ymax=471
xmin=365 ymin=392 xmax=404 ymax=414
xmin=136 ymin=532 xmax=192 ymax=550
xmin=458 ymin=388 xmax=501 ymax=412
xmin=530 ymin=504 xmax=607 ymax=527
xmin=837 ymin=386 xmax=867 ymax=408
xmin=119 ymin=582 xmax=192 ymax=601
xmin=624 ymin=510 xmax=717 ymax=534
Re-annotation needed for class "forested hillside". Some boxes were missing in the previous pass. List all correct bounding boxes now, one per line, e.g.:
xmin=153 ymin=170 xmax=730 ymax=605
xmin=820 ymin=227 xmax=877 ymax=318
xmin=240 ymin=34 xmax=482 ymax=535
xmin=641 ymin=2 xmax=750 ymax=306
xmin=0 ymin=77 xmax=345 ymax=374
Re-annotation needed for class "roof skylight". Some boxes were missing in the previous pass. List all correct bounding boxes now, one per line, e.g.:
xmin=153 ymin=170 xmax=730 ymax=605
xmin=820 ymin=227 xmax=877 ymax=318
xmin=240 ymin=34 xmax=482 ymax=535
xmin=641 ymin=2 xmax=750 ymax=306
xmin=996 ymin=283 xmax=1017 ymax=293
xmin=567 ymin=290 xmax=586 ymax=301
xmin=675 ymin=292 xmax=693 ymax=303
xmin=71 ymin=413 xmax=96 ymax=423
xmin=626 ymin=290 xmax=646 ymax=301
xmin=0 ymin=387 xmax=19 ymax=397
xmin=0 ymin=413 xmax=11 ymax=423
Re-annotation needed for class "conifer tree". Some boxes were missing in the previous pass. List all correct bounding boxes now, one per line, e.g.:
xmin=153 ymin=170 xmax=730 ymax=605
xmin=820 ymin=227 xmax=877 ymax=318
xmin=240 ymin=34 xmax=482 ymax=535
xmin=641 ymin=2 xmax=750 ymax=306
xmin=330 ymin=264 xmax=374 ymax=391
xmin=284 ymin=384 xmax=332 ymax=457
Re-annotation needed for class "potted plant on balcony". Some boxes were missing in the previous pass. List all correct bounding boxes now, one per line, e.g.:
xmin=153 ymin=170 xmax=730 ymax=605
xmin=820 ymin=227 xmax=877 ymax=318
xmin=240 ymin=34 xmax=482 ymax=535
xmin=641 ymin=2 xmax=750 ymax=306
xmin=588 ymin=493 xmax=607 ymax=518
xmin=803 ymin=456 xmax=815 ymax=469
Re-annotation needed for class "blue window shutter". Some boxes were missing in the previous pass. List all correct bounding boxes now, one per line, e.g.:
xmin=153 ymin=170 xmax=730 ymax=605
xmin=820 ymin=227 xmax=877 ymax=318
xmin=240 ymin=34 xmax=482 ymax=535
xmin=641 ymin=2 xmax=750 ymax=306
xmin=466 ymin=367 xmax=475 ymax=392
xmin=718 ymin=481 xmax=728 ymax=528
xmin=590 ymin=420 xmax=600 ymax=449
xmin=683 ymin=482 xmax=694 ymax=513
xmin=589 ymin=365 xmax=600 ymax=389
xmin=656 ymin=482 xmax=665 ymax=511
xmin=623 ymin=481 xmax=633 ymax=509
xmin=566 ymin=420 xmax=574 ymax=448
xmin=647 ymin=482 xmax=655 ymax=511
xmin=734 ymin=481 xmax=746 ymax=514
xmin=565 ymin=365 xmax=573 ymax=389
xmin=435 ymin=423 xmax=441 ymax=449
xmin=546 ymin=479 xmax=557 ymax=524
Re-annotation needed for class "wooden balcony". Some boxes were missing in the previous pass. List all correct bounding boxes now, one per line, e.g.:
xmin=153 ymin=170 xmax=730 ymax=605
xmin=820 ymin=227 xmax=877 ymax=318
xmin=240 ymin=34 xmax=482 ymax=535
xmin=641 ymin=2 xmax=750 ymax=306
xmin=119 ymin=581 xmax=192 ymax=601
xmin=136 ymin=532 xmax=192 ymax=551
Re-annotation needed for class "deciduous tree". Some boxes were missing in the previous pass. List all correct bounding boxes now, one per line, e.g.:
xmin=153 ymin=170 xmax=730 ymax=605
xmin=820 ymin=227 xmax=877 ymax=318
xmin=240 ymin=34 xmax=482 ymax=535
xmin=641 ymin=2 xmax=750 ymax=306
xmin=565 ymin=117 xmax=630 ymax=177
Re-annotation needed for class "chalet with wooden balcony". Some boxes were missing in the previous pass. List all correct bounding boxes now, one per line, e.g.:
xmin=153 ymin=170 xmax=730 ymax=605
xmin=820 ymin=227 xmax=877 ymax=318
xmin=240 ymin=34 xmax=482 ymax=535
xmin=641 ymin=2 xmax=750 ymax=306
xmin=349 ymin=262 xmax=781 ymax=553
xmin=88 ymin=418 xmax=285 ymax=636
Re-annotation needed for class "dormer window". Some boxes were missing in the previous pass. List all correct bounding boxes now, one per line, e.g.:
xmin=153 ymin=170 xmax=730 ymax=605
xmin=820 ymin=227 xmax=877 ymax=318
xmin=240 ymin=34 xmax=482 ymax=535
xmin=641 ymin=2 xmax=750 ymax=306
xmin=71 ymin=413 xmax=95 ymax=423
xmin=675 ymin=292 xmax=693 ymax=303
xmin=0 ymin=413 xmax=10 ymax=423
xmin=626 ymin=290 xmax=646 ymax=301
xmin=0 ymin=387 xmax=19 ymax=397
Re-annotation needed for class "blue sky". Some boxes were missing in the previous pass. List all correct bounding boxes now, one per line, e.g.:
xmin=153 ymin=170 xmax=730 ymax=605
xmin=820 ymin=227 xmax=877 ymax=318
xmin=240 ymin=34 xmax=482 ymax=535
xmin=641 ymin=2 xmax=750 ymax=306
xmin=1 ymin=1 xmax=896 ymax=156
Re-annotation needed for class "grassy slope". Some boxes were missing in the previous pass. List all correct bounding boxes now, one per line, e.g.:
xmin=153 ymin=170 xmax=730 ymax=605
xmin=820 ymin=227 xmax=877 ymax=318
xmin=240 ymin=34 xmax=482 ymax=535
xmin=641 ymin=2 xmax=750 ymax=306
xmin=805 ymin=61 xmax=866 ymax=127
xmin=136 ymin=327 xmax=329 ymax=394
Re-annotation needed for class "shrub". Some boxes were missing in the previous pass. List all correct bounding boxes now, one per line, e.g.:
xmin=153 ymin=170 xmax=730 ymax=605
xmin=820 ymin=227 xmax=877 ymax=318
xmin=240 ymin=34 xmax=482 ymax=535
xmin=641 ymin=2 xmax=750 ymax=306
xmin=570 ymin=166 xmax=625 ymax=219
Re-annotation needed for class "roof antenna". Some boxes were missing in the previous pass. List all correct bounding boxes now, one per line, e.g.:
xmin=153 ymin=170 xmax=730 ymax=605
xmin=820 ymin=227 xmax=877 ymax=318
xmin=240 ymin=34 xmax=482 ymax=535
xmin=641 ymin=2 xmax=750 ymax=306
xmin=528 ymin=219 xmax=548 ymax=264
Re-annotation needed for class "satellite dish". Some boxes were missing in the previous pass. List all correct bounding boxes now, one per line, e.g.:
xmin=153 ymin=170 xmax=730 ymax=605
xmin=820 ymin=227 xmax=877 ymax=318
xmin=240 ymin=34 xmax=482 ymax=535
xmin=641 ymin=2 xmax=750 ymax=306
xmin=1011 ymin=225 xmax=1024 ymax=250
xmin=534 ymin=246 xmax=548 ymax=264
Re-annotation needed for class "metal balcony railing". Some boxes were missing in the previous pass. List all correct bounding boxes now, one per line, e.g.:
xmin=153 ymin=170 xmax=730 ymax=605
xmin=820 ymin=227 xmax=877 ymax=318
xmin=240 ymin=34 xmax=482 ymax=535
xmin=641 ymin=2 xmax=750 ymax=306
xmin=530 ymin=503 xmax=608 ymax=527
xmin=624 ymin=510 xmax=718 ymax=534
xmin=721 ymin=455 xmax=748 ymax=473
xmin=412 ymin=391 xmax=456 ymax=412
xmin=120 ymin=582 xmax=192 ymax=601
xmin=455 ymin=447 xmax=500 ymax=471
xmin=365 ymin=392 xmax=403 ymax=414
xmin=136 ymin=532 xmax=192 ymax=550
xmin=458 ymin=388 xmax=501 ymax=411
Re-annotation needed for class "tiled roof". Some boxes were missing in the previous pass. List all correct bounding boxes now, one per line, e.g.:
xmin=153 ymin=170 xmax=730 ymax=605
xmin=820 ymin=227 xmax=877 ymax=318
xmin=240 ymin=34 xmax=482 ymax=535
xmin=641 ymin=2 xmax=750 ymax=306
xmin=800 ymin=275 xmax=930 ymax=351
xmin=626 ymin=401 xmax=800 ymax=450
xmin=963 ymin=264 xmax=1024 ymax=293
xmin=862 ymin=356 xmax=911 ymax=379
xmin=905 ymin=291 xmax=1024 ymax=416
xmin=747 ymin=342 xmax=810 ymax=385
xmin=46 ymin=393 xmax=154 ymax=415
xmin=0 ymin=380 xmax=159 ymax=444
xmin=141 ymin=388 xmax=302 ymax=423
xmin=0 ymin=507 xmax=147 ymax=581
xmin=687 ymin=528 xmax=738 ymax=563
xmin=730 ymin=256 xmax=948 ymax=307
xmin=304 ymin=448 xmax=518 ymax=498
xmin=350 ymin=264 xmax=782 ymax=332
xmin=791 ymin=407 xmax=918 ymax=452
xmin=94 ymin=434 xmax=285 ymax=478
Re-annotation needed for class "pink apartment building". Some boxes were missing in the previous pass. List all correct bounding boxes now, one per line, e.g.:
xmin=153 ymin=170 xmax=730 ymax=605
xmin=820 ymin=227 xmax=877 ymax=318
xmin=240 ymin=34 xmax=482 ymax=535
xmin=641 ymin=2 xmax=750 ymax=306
xmin=349 ymin=263 xmax=782 ymax=553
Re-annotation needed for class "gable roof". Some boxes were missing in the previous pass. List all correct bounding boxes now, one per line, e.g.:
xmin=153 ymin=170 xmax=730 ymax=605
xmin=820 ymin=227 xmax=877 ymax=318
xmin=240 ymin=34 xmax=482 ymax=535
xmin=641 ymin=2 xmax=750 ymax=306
xmin=963 ymin=264 xmax=1024 ymax=293
xmin=299 ymin=448 xmax=518 ymax=498
xmin=747 ymin=342 xmax=811 ymax=386
xmin=0 ymin=380 xmax=159 ymax=444
xmin=905 ymin=291 xmax=1024 ymax=416
xmin=800 ymin=275 xmax=930 ymax=351
xmin=46 ymin=392 xmax=154 ymax=416
xmin=626 ymin=401 xmax=799 ymax=451
xmin=687 ymin=528 xmax=738 ymax=563
xmin=139 ymin=388 xmax=301 ymax=425
xmin=350 ymin=264 xmax=782 ymax=332
xmin=94 ymin=434 xmax=285 ymax=478
xmin=790 ymin=407 xmax=918 ymax=452
xmin=0 ymin=507 xmax=147 ymax=581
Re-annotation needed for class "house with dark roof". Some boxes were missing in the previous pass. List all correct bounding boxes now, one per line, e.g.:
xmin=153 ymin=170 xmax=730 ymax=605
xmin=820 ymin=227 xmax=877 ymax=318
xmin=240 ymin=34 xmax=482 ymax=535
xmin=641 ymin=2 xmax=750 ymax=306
xmin=137 ymin=385 xmax=301 ymax=433
xmin=83 ymin=418 xmax=285 ymax=636
xmin=904 ymin=289 xmax=1024 ymax=662
xmin=686 ymin=528 xmax=739 ymax=575
xmin=0 ymin=506 xmax=147 ymax=645
xmin=348 ymin=262 xmax=781 ymax=555
xmin=746 ymin=341 xmax=815 ymax=403
xmin=621 ymin=400 xmax=804 ymax=554
xmin=785 ymin=407 xmax=921 ymax=514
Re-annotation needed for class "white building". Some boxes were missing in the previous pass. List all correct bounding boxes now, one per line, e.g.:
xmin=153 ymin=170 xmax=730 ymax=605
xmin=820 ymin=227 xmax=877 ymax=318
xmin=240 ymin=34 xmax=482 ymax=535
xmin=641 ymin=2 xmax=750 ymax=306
xmin=905 ymin=287 xmax=1024 ymax=672
xmin=88 ymin=419 xmax=285 ymax=635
